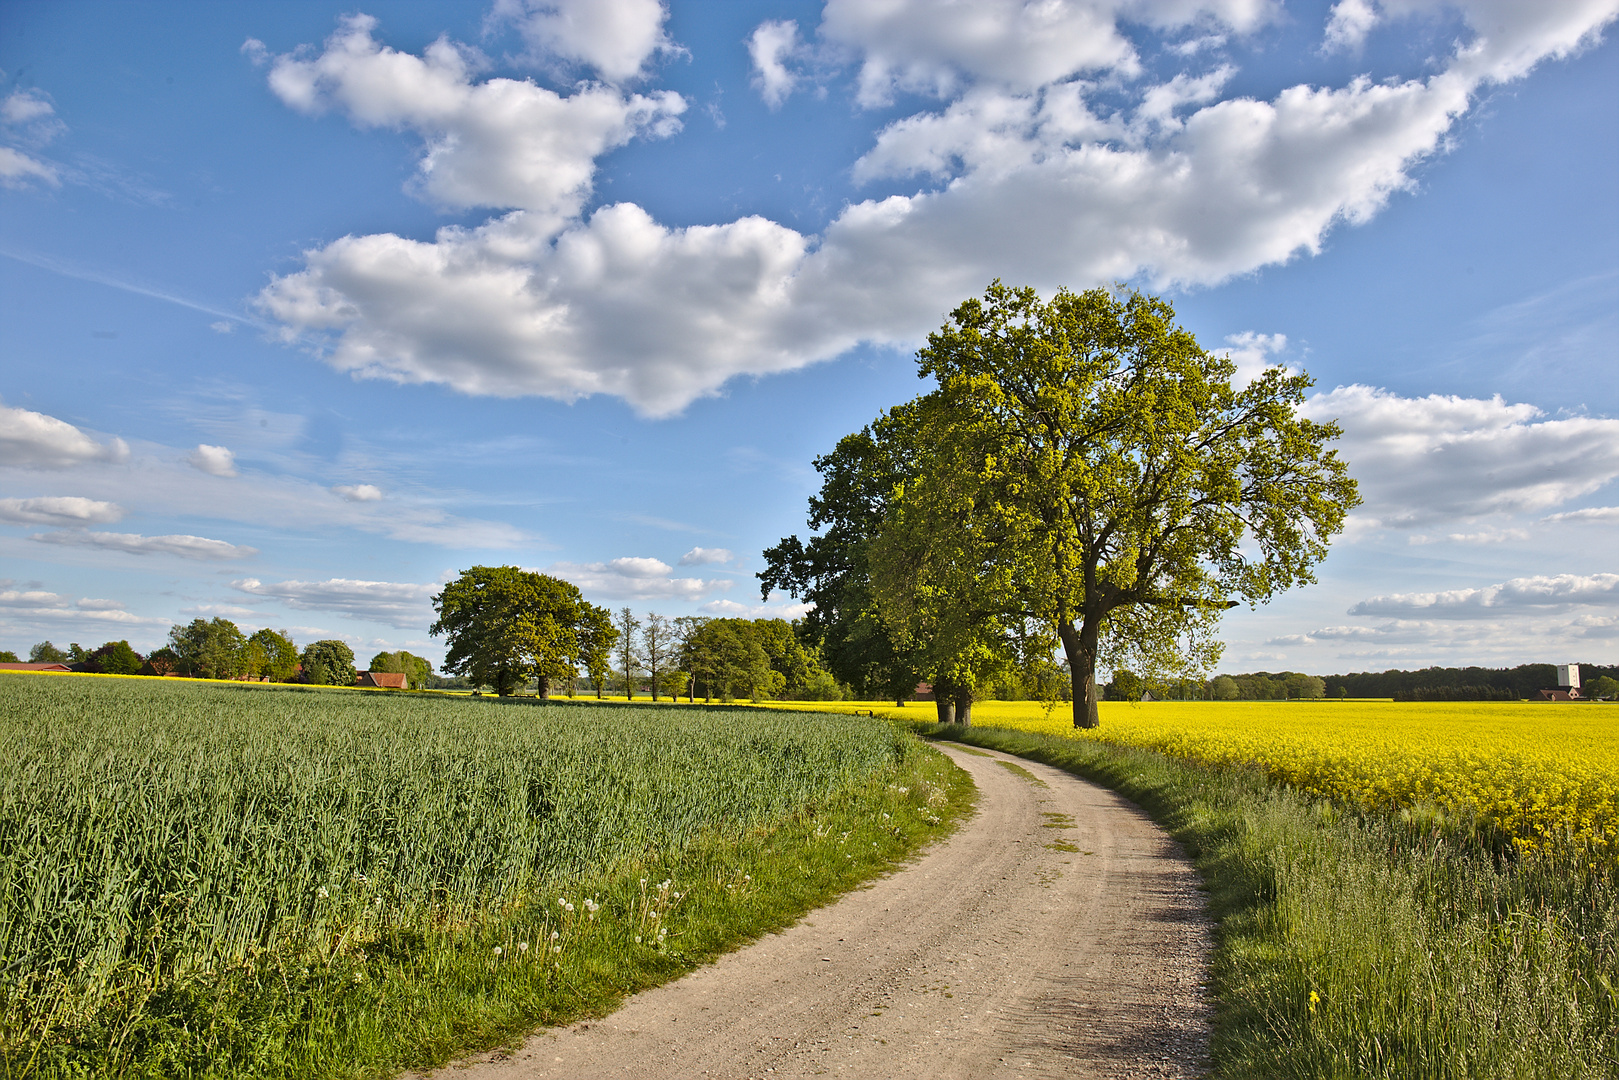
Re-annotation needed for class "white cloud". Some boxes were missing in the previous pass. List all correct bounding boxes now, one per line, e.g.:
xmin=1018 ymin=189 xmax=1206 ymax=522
xmin=187 ymin=444 xmax=238 ymax=478
xmin=210 ymin=320 xmax=234 ymax=334
xmin=1407 ymin=527 xmax=1529 ymax=545
xmin=1302 ymin=385 xmax=1619 ymax=527
xmin=1323 ymin=0 xmax=1380 ymax=53
xmin=700 ymin=597 xmax=815 ymax=620
xmin=332 ymin=483 xmax=384 ymax=502
xmin=823 ymin=0 xmax=1138 ymax=105
xmin=748 ymin=20 xmax=802 ymax=109
xmin=0 ymin=588 xmax=162 ymax=626
xmin=490 ymin=0 xmax=677 ymax=83
xmin=262 ymin=15 xmax=683 ymax=229
xmin=254 ymin=3 xmax=1619 ymax=417
xmin=0 ymin=401 xmax=129 ymax=468
xmin=231 ymin=576 xmax=440 ymax=629
xmin=1349 ymin=573 xmax=1619 ymax=618
xmin=1 ymin=89 xmax=57 ymax=126
xmin=0 ymin=496 xmax=123 ymax=527
xmin=1542 ymin=505 xmax=1619 ymax=524
xmin=678 ymin=546 xmax=734 ymax=566
xmin=33 ymin=530 xmax=258 ymax=560
xmin=0 ymin=146 xmax=59 ymax=188
xmin=0 ymin=88 xmax=65 ymax=190
xmin=546 ymin=556 xmax=731 ymax=601
xmin=0 ymin=435 xmax=528 ymax=550
xmin=1218 ymin=331 xmax=1290 ymax=388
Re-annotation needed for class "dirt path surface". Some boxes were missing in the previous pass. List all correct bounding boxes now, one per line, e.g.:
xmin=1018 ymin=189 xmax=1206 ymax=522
xmin=423 ymin=743 xmax=1213 ymax=1080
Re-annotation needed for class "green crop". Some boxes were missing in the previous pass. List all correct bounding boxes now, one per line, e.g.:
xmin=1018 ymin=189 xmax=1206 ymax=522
xmin=0 ymin=677 xmax=914 ymax=1060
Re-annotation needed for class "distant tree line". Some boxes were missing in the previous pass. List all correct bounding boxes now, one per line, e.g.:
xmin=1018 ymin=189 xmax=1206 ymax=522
xmin=1088 ymin=664 xmax=1619 ymax=702
xmin=430 ymin=567 xmax=862 ymax=702
xmin=11 ymin=619 xmax=432 ymax=687
xmin=1320 ymin=663 xmax=1619 ymax=701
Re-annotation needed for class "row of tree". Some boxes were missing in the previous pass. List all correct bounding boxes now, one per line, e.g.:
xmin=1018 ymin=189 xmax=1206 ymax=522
xmin=428 ymin=566 xmax=849 ymax=701
xmin=762 ymin=283 xmax=1358 ymax=727
xmin=15 ymin=621 xmax=433 ymax=688
xmin=1320 ymin=664 xmax=1619 ymax=701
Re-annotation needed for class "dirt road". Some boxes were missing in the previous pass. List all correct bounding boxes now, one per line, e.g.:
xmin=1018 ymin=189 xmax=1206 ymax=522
xmin=425 ymin=742 xmax=1213 ymax=1079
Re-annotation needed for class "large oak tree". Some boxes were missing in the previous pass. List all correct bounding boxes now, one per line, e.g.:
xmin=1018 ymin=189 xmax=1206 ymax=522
xmin=895 ymin=282 xmax=1358 ymax=727
xmin=431 ymin=566 xmax=612 ymax=697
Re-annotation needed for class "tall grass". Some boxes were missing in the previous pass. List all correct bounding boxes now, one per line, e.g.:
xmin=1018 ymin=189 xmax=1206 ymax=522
xmin=1 ymin=677 xmax=969 ymax=1076
xmin=922 ymin=722 xmax=1619 ymax=1079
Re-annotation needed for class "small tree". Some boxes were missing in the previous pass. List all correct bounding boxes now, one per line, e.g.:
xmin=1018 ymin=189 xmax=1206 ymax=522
xmin=643 ymin=613 xmax=670 ymax=702
xmin=248 ymin=628 xmax=300 ymax=682
xmin=86 ymin=640 xmax=143 ymax=675
xmin=369 ymin=650 xmax=405 ymax=673
xmin=673 ymin=615 xmax=710 ymax=701
xmin=30 ymin=641 xmax=68 ymax=664
xmin=0 ymin=650 xmax=17 ymax=663
xmin=300 ymin=640 xmax=356 ymax=686
xmin=575 ymin=604 xmax=618 ymax=699
xmin=169 ymin=618 xmax=246 ymax=680
xmin=616 ymin=607 xmax=642 ymax=699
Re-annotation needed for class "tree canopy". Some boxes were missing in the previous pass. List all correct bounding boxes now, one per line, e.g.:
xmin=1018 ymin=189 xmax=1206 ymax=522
xmin=431 ymin=566 xmax=612 ymax=697
xmin=299 ymin=639 xmax=356 ymax=686
xmin=768 ymin=282 xmax=1358 ymax=727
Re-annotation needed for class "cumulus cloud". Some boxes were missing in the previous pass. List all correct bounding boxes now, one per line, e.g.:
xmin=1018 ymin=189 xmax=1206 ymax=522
xmin=187 ymin=444 xmax=237 ymax=478
xmin=546 ymin=556 xmax=730 ymax=601
xmin=0 ymin=496 xmax=123 ymax=527
xmin=232 ymin=576 xmax=440 ymax=629
xmin=678 ymin=546 xmax=734 ymax=566
xmin=490 ymin=0 xmax=677 ymax=83
xmin=0 ymin=401 xmax=129 ymax=468
xmin=255 ymin=3 xmax=1619 ymax=416
xmin=748 ymin=20 xmax=803 ymax=108
xmin=33 ymin=530 xmax=258 ymax=560
xmin=1349 ymin=573 xmax=1619 ymax=618
xmin=1303 ymin=386 xmax=1619 ymax=527
xmin=332 ymin=483 xmax=384 ymax=502
xmin=261 ymin=15 xmax=683 ymax=228
xmin=1323 ymin=0 xmax=1380 ymax=52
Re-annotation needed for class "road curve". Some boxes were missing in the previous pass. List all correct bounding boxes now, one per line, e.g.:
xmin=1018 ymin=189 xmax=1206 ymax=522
xmin=421 ymin=742 xmax=1213 ymax=1080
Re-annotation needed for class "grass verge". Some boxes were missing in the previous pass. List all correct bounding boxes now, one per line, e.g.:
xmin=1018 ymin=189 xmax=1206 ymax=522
xmin=919 ymin=722 xmax=1618 ymax=1080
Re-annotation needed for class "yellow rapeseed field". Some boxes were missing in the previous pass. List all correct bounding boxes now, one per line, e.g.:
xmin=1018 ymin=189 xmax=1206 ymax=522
xmin=764 ymin=698 xmax=1619 ymax=855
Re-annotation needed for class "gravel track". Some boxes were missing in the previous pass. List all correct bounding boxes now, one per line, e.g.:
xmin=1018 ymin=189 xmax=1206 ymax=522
xmin=421 ymin=742 xmax=1213 ymax=1079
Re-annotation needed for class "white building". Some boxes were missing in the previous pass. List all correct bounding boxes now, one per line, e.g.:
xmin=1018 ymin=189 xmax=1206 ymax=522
xmin=1556 ymin=664 xmax=1580 ymax=692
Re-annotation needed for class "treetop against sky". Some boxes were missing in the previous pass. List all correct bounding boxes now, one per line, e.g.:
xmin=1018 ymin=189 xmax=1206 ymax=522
xmin=1 ymin=0 xmax=1615 ymax=673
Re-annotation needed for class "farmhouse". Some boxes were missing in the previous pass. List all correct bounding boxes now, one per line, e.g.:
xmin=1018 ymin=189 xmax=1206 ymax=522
xmin=357 ymin=671 xmax=408 ymax=690
xmin=1536 ymin=663 xmax=1582 ymax=701
xmin=0 ymin=662 xmax=72 ymax=672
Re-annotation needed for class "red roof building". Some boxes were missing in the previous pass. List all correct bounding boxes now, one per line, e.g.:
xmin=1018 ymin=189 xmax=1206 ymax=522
xmin=0 ymin=662 xmax=72 ymax=672
xmin=358 ymin=671 xmax=409 ymax=689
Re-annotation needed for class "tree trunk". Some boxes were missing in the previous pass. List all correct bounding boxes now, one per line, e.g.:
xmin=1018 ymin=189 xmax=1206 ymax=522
xmin=1058 ymin=619 xmax=1101 ymax=728
xmin=536 ymin=675 xmax=550 ymax=700
xmin=933 ymin=675 xmax=956 ymax=723
xmin=954 ymin=685 xmax=973 ymax=726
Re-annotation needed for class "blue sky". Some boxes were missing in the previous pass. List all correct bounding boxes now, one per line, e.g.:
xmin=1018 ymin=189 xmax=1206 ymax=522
xmin=2 ymin=0 xmax=1615 ymax=676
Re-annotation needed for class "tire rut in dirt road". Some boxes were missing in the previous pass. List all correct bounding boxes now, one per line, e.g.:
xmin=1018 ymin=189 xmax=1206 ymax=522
xmin=418 ymin=743 xmax=1212 ymax=1079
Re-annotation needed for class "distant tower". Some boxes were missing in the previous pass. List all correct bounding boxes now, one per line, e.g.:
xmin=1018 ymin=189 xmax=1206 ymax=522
xmin=1557 ymin=664 xmax=1581 ymax=693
